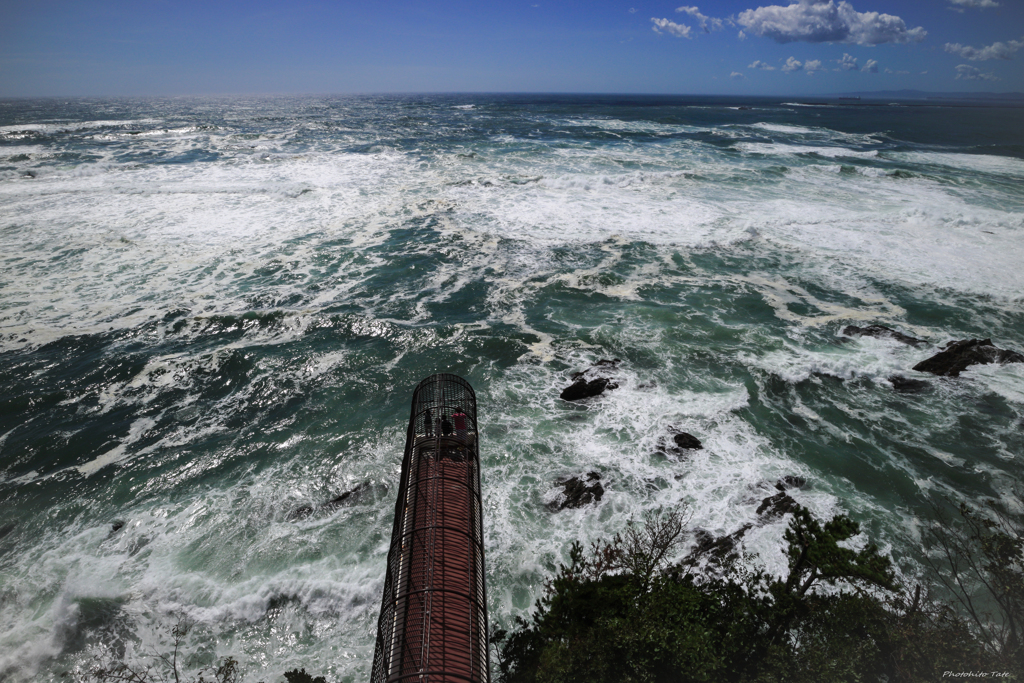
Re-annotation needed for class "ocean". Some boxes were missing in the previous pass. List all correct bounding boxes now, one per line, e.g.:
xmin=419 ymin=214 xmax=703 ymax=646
xmin=1 ymin=93 xmax=1022 ymax=681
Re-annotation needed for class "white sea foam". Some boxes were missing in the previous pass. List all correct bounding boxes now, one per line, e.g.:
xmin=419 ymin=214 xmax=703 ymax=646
xmin=2 ymin=98 xmax=1022 ymax=681
xmin=749 ymin=122 xmax=821 ymax=135
xmin=885 ymin=151 xmax=1024 ymax=178
xmin=566 ymin=118 xmax=707 ymax=136
xmin=734 ymin=142 xmax=879 ymax=158
xmin=0 ymin=119 xmax=163 ymax=135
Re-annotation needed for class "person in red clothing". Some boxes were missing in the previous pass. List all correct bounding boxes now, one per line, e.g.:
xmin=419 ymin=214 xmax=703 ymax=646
xmin=452 ymin=407 xmax=469 ymax=444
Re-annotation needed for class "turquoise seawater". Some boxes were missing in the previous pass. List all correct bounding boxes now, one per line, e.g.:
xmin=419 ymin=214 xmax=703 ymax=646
xmin=1 ymin=94 xmax=1023 ymax=681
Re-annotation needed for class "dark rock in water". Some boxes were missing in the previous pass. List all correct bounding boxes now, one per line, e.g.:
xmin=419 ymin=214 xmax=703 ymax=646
xmin=689 ymin=524 xmax=752 ymax=561
xmin=322 ymin=482 xmax=372 ymax=512
xmin=888 ymin=375 xmax=931 ymax=394
xmin=913 ymin=338 xmax=1024 ymax=377
xmin=672 ymin=432 xmax=703 ymax=450
xmin=774 ymin=476 xmax=806 ymax=491
xmin=570 ymin=358 xmax=621 ymax=381
xmin=550 ymin=472 xmax=604 ymax=510
xmin=842 ymin=324 xmax=927 ymax=348
xmin=657 ymin=427 xmax=703 ymax=456
xmin=288 ymin=482 xmax=377 ymax=521
xmin=110 ymin=520 xmax=125 ymax=534
xmin=561 ymin=359 xmax=622 ymax=401
xmin=669 ymin=524 xmax=752 ymax=578
xmin=757 ymin=491 xmax=799 ymax=519
xmin=288 ymin=505 xmax=315 ymax=522
xmin=560 ymin=377 xmax=616 ymax=401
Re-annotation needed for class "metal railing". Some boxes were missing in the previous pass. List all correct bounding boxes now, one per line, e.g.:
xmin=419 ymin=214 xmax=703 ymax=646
xmin=371 ymin=374 xmax=489 ymax=683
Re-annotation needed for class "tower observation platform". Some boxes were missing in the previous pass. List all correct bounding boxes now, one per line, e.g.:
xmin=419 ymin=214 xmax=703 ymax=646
xmin=370 ymin=374 xmax=490 ymax=683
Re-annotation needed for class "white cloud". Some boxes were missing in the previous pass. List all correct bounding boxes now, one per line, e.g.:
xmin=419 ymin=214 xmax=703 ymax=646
xmin=749 ymin=59 xmax=777 ymax=70
xmin=862 ymin=58 xmax=878 ymax=72
xmin=948 ymin=0 xmax=999 ymax=11
xmin=676 ymin=6 xmax=724 ymax=32
xmin=955 ymin=64 xmax=1000 ymax=81
xmin=782 ymin=56 xmax=803 ymax=72
xmin=651 ymin=17 xmax=693 ymax=38
xmin=838 ymin=53 xmax=858 ymax=70
xmin=944 ymin=37 xmax=1023 ymax=61
xmin=629 ymin=7 xmax=637 ymax=13
xmin=804 ymin=59 xmax=824 ymax=74
xmin=731 ymin=71 xmax=747 ymax=79
xmin=738 ymin=30 xmax=747 ymax=40
xmin=736 ymin=0 xmax=926 ymax=46
xmin=884 ymin=67 xmax=909 ymax=74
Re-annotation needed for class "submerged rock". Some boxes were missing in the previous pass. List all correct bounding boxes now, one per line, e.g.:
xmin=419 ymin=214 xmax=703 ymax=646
xmin=888 ymin=375 xmax=931 ymax=394
xmin=110 ymin=520 xmax=125 ymax=534
xmin=288 ymin=481 xmax=380 ymax=521
xmin=288 ymin=505 xmax=315 ymax=522
xmin=549 ymin=472 xmax=604 ymax=511
xmin=560 ymin=359 xmax=621 ymax=401
xmin=322 ymin=482 xmax=372 ymax=512
xmin=913 ymin=338 xmax=1024 ymax=377
xmin=842 ymin=324 xmax=927 ymax=348
xmin=757 ymin=491 xmax=799 ymax=519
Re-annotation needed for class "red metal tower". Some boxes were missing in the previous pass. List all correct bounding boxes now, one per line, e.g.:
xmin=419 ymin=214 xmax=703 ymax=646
xmin=371 ymin=374 xmax=490 ymax=683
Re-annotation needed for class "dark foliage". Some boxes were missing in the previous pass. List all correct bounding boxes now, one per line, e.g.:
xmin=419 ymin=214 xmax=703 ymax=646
xmin=494 ymin=505 xmax=1001 ymax=683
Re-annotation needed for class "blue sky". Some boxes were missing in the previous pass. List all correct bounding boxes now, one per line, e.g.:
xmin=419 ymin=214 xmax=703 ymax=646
xmin=1 ymin=0 xmax=1021 ymax=96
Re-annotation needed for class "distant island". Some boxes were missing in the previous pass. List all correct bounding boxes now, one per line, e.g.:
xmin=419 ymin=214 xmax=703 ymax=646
xmin=831 ymin=89 xmax=1024 ymax=101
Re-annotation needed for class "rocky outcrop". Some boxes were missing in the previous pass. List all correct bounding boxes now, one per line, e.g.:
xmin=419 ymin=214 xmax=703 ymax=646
xmin=560 ymin=359 xmax=621 ymax=401
xmin=774 ymin=476 xmax=806 ymax=491
xmin=657 ymin=428 xmax=704 ymax=456
xmin=688 ymin=525 xmax=752 ymax=563
xmin=672 ymin=432 xmax=703 ymax=450
xmin=560 ymin=377 xmax=616 ymax=401
xmin=288 ymin=482 xmax=380 ymax=521
xmin=913 ymin=339 xmax=1024 ymax=377
xmin=757 ymin=491 xmax=799 ymax=519
xmin=549 ymin=472 xmax=604 ymax=511
xmin=842 ymin=324 xmax=927 ymax=348
xmin=322 ymin=482 xmax=373 ymax=513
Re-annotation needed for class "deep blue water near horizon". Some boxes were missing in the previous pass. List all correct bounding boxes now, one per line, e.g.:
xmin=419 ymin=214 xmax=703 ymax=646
xmin=1 ymin=93 xmax=1023 ymax=681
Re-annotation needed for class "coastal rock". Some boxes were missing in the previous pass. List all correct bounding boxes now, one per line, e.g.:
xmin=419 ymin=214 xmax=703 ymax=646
xmin=288 ymin=482 xmax=380 ymax=521
xmin=774 ymin=476 xmax=806 ymax=491
xmin=560 ymin=377 xmax=616 ymax=401
xmin=672 ymin=432 xmax=704 ymax=450
xmin=888 ymin=375 xmax=931 ymax=394
xmin=842 ymin=324 xmax=927 ymax=348
xmin=657 ymin=427 xmax=704 ymax=456
xmin=288 ymin=505 xmax=315 ymax=522
xmin=912 ymin=339 xmax=1024 ymax=377
xmin=570 ymin=358 xmax=621 ymax=381
xmin=689 ymin=524 xmax=752 ymax=562
xmin=560 ymin=359 xmax=621 ymax=401
xmin=549 ymin=472 xmax=604 ymax=511
xmin=322 ymin=482 xmax=373 ymax=513
xmin=110 ymin=520 xmax=125 ymax=534
xmin=757 ymin=491 xmax=799 ymax=519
